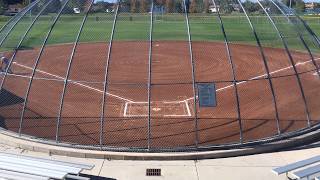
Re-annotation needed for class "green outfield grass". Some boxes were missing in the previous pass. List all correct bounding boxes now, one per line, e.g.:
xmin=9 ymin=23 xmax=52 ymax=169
xmin=0 ymin=14 xmax=319 ymax=53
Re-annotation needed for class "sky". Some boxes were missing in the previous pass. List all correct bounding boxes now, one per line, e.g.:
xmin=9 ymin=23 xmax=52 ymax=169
xmin=288 ymin=0 xmax=320 ymax=1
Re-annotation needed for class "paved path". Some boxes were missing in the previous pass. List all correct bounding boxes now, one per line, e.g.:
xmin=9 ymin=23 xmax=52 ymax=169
xmin=0 ymin=141 xmax=319 ymax=180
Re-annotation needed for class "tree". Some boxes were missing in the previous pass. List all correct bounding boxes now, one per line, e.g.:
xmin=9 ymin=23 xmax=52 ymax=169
xmin=165 ymin=0 xmax=173 ymax=13
xmin=189 ymin=0 xmax=197 ymax=13
xmin=21 ymin=0 xmax=28 ymax=7
xmin=243 ymin=0 xmax=259 ymax=13
xmin=295 ymin=0 xmax=305 ymax=12
xmin=47 ymin=0 xmax=62 ymax=13
xmin=281 ymin=0 xmax=305 ymax=12
xmin=130 ymin=0 xmax=137 ymax=12
xmin=156 ymin=0 xmax=165 ymax=6
xmin=203 ymin=0 xmax=209 ymax=13
xmin=4 ymin=0 xmax=22 ymax=5
xmin=140 ymin=0 xmax=148 ymax=13
xmin=218 ymin=0 xmax=234 ymax=14
xmin=70 ymin=0 xmax=86 ymax=11
xmin=281 ymin=0 xmax=290 ymax=7
xmin=3 ymin=0 xmax=28 ymax=5
xmin=0 ymin=0 xmax=7 ymax=15
xmin=172 ymin=0 xmax=181 ymax=12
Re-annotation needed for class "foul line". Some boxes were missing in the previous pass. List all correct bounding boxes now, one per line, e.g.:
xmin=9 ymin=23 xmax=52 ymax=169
xmin=184 ymin=57 xmax=320 ymax=102
xmin=6 ymin=57 xmax=320 ymax=117
xmin=11 ymin=62 xmax=134 ymax=103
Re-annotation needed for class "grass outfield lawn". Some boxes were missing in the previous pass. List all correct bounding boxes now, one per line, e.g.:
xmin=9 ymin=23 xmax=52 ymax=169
xmin=307 ymin=23 xmax=320 ymax=35
xmin=0 ymin=15 xmax=319 ymax=53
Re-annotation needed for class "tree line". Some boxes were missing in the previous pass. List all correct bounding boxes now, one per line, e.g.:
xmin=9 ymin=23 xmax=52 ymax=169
xmin=119 ymin=0 xmax=210 ymax=13
xmin=103 ymin=0 xmax=312 ymax=14
xmin=0 ymin=0 xmax=26 ymax=14
xmin=0 ymin=0 xmax=317 ymax=15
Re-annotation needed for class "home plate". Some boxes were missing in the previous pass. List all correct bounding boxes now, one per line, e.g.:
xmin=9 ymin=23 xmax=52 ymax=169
xmin=152 ymin=107 xmax=162 ymax=112
xmin=155 ymin=44 xmax=160 ymax=47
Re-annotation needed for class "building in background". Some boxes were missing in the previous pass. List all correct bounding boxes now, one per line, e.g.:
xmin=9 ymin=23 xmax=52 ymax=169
xmin=305 ymin=2 xmax=316 ymax=9
xmin=305 ymin=2 xmax=320 ymax=15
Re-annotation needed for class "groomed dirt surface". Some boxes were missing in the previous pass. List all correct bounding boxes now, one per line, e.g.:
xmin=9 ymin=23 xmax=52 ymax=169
xmin=0 ymin=41 xmax=320 ymax=149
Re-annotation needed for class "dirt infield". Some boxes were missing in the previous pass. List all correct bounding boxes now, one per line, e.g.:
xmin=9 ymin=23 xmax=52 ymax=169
xmin=0 ymin=41 xmax=319 ymax=149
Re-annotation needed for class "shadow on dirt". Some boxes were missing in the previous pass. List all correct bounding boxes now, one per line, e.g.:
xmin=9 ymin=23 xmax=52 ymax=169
xmin=0 ymin=89 xmax=24 ymax=107
xmin=0 ymin=115 xmax=7 ymax=129
xmin=0 ymin=89 xmax=25 ymax=129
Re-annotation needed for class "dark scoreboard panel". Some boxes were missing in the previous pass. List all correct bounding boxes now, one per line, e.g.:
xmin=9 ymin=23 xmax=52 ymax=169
xmin=197 ymin=83 xmax=217 ymax=107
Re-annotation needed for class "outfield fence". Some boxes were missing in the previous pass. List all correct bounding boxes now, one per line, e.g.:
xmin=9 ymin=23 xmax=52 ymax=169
xmin=1 ymin=14 xmax=319 ymax=24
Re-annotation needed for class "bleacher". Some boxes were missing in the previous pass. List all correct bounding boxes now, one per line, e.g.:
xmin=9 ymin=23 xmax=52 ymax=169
xmin=272 ymin=155 xmax=320 ymax=179
xmin=0 ymin=153 xmax=94 ymax=180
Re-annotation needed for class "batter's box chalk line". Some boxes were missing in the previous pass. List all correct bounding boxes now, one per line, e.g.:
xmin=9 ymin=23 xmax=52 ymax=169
xmin=123 ymin=100 xmax=192 ymax=117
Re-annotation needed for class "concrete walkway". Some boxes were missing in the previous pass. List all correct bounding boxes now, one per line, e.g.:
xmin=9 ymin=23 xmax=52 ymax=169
xmin=0 ymin=141 xmax=319 ymax=180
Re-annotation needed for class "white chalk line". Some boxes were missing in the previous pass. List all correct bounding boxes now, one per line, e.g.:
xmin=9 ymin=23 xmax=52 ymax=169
xmin=185 ymin=100 xmax=192 ymax=116
xmin=8 ymin=57 xmax=320 ymax=118
xmin=184 ymin=57 xmax=320 ymax=102
xmin=123 ymin=102 xmax=129 ymax=117
xmin=124 ymin=101 xmax=192 ymax=117
xmin=11 ymin=62 xmax=134 ymax=103
xmin=164 ymin=100 xmax=192 ymax=117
